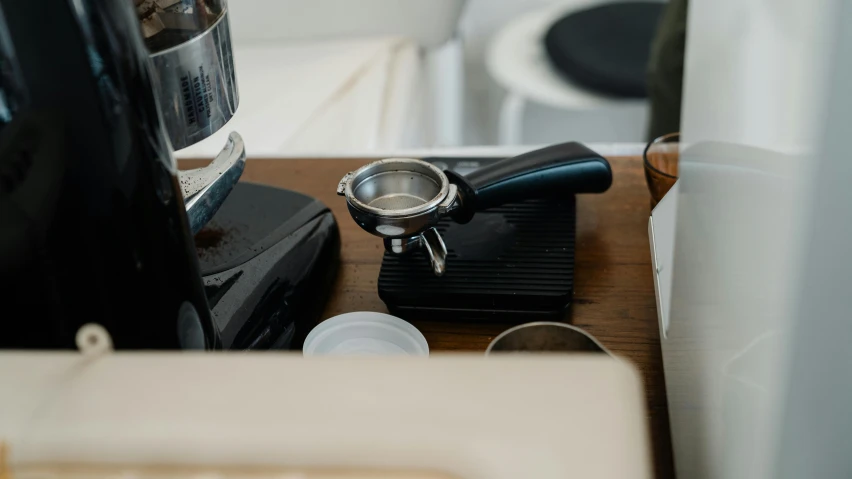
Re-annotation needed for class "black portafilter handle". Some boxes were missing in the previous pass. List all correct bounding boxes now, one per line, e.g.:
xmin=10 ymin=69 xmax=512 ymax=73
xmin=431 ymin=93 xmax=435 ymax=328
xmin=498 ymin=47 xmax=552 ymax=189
xmin=444 ymin=142 xmax=612 ymax=223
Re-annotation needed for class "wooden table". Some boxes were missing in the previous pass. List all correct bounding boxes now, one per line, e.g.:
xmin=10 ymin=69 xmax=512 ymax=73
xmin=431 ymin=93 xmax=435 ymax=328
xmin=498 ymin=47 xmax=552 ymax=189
xmin=183 ymin=156 xmax=675 ymax=479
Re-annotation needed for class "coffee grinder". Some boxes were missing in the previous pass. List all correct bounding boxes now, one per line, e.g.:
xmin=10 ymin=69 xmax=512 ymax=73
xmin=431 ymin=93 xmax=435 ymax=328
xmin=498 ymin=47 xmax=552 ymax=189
xmin=0 ymin=0 xmax=338 ymax=350
xmin=139 ymin=0 xmax=340 ymax=350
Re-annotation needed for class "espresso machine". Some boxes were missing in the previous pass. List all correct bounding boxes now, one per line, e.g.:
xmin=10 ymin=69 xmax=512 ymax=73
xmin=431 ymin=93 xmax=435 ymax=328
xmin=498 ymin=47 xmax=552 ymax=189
xmin=0 ymin=0 xmax=338 ymax=350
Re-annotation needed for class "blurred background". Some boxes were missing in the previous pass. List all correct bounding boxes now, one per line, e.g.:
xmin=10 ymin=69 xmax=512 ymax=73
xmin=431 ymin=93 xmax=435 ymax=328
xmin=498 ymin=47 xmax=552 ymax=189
xmin=178 ymin=0 xmax=668 ymax=158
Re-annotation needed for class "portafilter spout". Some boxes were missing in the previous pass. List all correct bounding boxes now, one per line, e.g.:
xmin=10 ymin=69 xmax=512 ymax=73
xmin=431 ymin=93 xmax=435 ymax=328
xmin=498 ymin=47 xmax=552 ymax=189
xmin=384 ymin=228 xmax=448 ymax=276
xmin=338 ymin=142 xmax=613 ymax=275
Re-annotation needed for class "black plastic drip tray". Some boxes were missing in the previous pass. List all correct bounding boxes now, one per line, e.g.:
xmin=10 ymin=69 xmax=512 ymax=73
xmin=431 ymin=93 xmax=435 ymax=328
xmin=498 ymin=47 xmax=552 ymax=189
xmin=378 ymin=197 xmax=576 ymax=322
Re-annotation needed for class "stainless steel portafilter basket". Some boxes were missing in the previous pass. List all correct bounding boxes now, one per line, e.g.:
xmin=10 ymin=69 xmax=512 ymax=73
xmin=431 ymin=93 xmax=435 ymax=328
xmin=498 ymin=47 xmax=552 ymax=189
xmin=337 ymin=142 xmax=613 ymax=275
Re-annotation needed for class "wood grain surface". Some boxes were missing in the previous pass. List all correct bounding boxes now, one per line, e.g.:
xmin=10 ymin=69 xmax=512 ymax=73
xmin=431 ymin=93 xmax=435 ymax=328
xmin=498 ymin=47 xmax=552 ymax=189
xmin=181 ymin=156 xmax=675 ymax=479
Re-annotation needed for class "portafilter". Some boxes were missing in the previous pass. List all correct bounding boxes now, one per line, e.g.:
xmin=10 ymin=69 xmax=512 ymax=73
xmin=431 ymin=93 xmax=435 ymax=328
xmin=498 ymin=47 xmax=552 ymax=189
xmin=337 ymin=142 xmax=613 ymax=275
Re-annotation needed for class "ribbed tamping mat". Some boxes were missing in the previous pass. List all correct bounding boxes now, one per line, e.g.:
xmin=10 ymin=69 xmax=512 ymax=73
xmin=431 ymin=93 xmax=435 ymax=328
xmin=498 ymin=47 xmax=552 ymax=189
xmin=378 ymin=197 xmax=576 ymax=322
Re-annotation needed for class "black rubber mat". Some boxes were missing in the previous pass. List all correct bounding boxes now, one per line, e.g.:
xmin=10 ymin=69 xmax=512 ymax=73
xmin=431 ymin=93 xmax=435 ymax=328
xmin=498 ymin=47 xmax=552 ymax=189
xmin=379 ymin=196 xmax=576 ymax=322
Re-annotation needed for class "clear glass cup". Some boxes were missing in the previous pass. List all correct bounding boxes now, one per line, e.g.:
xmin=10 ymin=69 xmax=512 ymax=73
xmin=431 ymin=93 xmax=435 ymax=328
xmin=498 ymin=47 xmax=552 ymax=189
xmin=643 ymin=132 xmax=679 ymax=208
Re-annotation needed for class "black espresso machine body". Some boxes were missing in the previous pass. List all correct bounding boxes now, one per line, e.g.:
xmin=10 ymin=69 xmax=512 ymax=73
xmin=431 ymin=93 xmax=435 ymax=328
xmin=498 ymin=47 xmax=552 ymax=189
xmin=196 ymin=183 xmax=339 ymax=350
xmin=0 ymin=0 xmax=219 ymax=349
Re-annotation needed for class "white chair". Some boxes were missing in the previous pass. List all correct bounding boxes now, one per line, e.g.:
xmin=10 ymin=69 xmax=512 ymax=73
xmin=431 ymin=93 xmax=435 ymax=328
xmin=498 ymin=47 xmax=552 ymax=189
xmin=486 ymin=2 xmax=650 ymax=145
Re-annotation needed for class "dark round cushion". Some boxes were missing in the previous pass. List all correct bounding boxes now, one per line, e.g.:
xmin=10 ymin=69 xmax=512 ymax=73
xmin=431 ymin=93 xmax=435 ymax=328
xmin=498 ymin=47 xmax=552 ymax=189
xmin=544 ymin=2 xmax=664 ymax=98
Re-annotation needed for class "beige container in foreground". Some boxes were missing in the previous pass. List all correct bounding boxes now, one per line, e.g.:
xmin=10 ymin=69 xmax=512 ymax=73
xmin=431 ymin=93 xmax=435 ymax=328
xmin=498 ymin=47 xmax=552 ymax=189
xmin=0 ymin=353 xmax=651 ymax=479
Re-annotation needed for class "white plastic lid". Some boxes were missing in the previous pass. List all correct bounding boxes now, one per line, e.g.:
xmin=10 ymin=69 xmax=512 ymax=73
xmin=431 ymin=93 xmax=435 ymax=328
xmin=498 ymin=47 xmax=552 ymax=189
xmin=303 ymin=312 xmax=429 ymax=356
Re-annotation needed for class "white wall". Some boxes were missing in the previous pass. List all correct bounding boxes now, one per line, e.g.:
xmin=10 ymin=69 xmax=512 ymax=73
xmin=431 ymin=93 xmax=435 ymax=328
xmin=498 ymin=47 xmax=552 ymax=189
xmin=459 ymin=0 xmax=563 ymax=63
xmin=230 ymin=0 xmax=465 ymax=47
